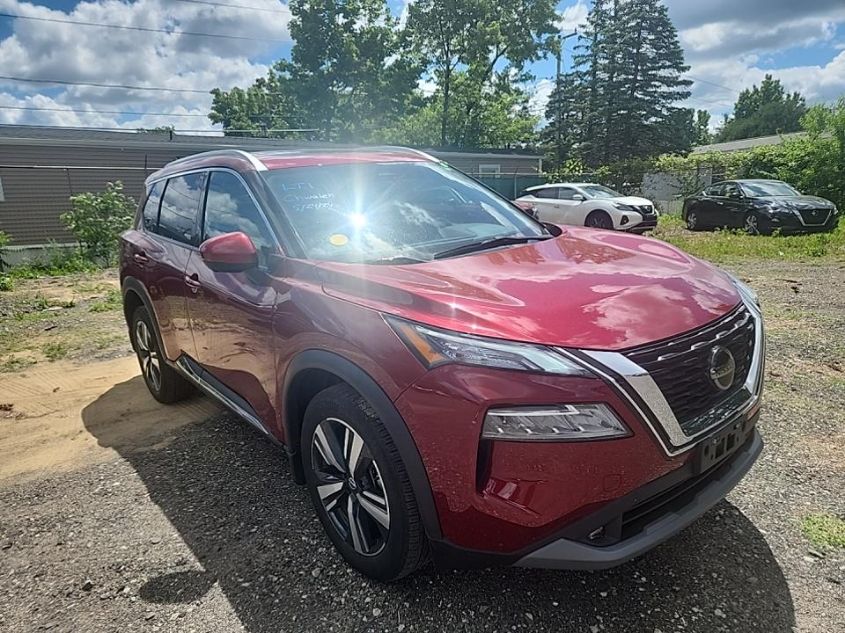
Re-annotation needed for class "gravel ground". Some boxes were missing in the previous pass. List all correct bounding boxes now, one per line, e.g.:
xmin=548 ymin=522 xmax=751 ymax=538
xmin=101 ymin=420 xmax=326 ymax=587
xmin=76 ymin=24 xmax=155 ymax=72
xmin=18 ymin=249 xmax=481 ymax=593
xmin=1 ymin=260 xmax=844 ymax=633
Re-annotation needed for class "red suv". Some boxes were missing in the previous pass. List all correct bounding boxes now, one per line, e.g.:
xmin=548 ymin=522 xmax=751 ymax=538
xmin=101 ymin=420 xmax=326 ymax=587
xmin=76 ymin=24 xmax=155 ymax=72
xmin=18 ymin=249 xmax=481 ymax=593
xmin=120 ymin=148 xmax=764 ymax=581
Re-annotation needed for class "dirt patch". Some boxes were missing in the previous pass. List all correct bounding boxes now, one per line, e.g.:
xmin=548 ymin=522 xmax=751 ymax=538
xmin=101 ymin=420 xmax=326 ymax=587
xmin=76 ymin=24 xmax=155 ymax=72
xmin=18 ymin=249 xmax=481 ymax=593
xmin=0 ymin=357 xmax=221 ymax=481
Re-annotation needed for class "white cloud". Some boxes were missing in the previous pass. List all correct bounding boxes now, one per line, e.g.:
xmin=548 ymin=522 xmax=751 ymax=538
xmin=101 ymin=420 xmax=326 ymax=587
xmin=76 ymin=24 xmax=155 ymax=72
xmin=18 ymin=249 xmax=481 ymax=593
xmin=557 ymin=1 xmax=588 ymax=34
xmin=0 ymin=0 xmax=291 ymax=129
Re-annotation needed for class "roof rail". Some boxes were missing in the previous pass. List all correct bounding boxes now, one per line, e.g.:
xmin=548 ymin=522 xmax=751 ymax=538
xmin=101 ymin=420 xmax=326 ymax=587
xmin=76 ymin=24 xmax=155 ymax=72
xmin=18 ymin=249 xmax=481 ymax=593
xmin=363 ymin=145 xmax=437 ymax=161
xmin=164 ymin=148 xmax=267 ymax=171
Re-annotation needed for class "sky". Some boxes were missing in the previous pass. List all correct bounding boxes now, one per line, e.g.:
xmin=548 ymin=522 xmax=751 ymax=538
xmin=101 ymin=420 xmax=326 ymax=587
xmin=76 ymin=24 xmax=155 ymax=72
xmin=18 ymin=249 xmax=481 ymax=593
xmin=0 ymin=0 xmax=843 ymax=135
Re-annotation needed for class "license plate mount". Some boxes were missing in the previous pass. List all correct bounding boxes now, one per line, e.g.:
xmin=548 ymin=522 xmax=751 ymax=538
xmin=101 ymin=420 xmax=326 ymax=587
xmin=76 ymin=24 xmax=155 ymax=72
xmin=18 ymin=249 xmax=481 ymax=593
xmin=694 ymin=420 xmax=747 ymax=475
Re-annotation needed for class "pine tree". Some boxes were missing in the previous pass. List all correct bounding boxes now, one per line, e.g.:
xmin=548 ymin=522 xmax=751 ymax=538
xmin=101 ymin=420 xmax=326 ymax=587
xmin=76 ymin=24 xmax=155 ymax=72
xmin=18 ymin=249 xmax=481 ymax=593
xmin=566 ymin=0 xmax=692 ymax=165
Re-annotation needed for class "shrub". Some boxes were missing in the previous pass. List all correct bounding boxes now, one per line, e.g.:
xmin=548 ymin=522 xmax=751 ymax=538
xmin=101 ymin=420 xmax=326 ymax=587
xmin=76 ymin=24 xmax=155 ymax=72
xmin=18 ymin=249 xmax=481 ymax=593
xmin=60 ymin=182 xmax=136 ymax=265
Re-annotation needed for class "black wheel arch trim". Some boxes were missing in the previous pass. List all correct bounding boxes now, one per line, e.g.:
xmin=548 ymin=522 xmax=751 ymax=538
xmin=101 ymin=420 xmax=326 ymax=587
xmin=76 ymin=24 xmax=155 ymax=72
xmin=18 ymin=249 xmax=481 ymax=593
xmin=282 ymin=349 xmax=442 ymax=541
xmin=121 ymin=276 xmax=167 ymax=356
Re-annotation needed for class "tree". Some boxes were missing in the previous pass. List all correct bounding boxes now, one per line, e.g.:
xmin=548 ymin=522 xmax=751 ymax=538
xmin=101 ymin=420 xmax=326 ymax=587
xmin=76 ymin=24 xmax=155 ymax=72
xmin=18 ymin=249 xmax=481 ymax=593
xmin=541 ymin=71 xmax=583 ymax=166
xmin=376 ymin=72 xmax=539 ymax=148
xmin=406 ymin=0 xmax=557 ymax=146
xmin=716 ymin=74 xmax=806 ymax=142
xmin=61 ymin=182 xmax=136 ymax=265
xmin=693 ymin=109 xmax=711 ymax=146
xmin=565 ymin=0 xmax=692 ymax=166
xmin=209 ymin=0 xmax=419 ymax=141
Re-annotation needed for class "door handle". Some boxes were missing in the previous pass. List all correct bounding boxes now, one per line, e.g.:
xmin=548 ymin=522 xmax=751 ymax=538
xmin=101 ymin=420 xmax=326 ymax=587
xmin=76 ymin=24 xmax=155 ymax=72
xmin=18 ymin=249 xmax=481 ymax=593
xmin=184 ymin=273 xmax=201 ymax=293
xmin=133 ymin=252 xmax=149 ymax=264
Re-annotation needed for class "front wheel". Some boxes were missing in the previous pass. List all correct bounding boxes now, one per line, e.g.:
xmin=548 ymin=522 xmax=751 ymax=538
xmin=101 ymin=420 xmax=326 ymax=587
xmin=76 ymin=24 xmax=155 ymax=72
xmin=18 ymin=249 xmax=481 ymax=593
xmin=585 ymin=210 xmax=614 ymax=230
xmin=302 ymin=384 xmax=428 ymax=581
xmin=743 ymin=212 xmax=770 ymax=235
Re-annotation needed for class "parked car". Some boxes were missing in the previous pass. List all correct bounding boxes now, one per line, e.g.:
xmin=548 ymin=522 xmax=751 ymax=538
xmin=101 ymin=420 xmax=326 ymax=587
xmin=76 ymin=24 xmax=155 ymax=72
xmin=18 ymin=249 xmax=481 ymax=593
xmin=514 ymin=183 xmax=658 ymax=232
xmin=683 ymin=179 xmax=840 ymax=234
xmin=121 ymin=148 xmax=764 ymax=581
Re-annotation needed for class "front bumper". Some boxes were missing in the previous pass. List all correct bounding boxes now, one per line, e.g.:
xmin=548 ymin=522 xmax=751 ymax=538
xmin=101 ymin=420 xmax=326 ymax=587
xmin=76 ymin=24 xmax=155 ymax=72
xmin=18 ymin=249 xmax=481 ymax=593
xmin=516 ymin=428 xmax=762 ymax=569
xmin=625 ymin=217 xmax=658 ymax=233
xmin=768 ymin=210 xmax=839 ymax=234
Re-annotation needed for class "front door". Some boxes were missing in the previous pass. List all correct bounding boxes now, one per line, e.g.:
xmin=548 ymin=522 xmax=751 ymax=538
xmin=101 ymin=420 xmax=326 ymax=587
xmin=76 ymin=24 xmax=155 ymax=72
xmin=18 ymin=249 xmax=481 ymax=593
xmin=721 ymin=182 xmax=749 ymax=228
xmin=185 ymin=170 xmax=282 ymax=428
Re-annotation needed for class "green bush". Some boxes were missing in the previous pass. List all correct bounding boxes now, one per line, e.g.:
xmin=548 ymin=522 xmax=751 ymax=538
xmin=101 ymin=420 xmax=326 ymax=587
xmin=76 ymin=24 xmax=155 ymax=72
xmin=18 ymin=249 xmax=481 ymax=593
xmin=60 ymin=181 xmax=136 ymax=265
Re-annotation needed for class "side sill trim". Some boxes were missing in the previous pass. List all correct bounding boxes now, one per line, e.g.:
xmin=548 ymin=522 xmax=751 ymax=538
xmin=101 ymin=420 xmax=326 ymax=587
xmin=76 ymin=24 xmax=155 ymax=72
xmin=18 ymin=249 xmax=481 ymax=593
xmin=174 ymin=357 xmax=274 ymax=440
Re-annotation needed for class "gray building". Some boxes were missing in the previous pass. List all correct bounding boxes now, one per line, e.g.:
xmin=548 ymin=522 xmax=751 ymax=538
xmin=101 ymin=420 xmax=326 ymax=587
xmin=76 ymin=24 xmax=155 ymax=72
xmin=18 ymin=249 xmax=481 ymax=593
xmin=0 ymin=125 xmax=542 ymax=252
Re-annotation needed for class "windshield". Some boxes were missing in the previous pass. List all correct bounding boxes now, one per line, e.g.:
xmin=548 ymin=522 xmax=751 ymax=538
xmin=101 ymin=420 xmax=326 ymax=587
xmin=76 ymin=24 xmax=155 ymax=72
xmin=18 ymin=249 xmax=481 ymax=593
xmin=580 ymin=184 xmax=623 ymax=199
xmin=263 ymin=161 xmax=546 ymax=263
xmin=740 ymin=181 xmax=800 ymax=197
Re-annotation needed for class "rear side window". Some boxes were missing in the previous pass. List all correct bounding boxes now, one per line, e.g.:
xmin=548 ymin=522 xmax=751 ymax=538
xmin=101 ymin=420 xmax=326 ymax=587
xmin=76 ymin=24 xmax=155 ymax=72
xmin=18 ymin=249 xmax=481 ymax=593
xmin=142 ymin=181 xmax=164 ymax=232
xmin=203 ymin=171 xmax=275 ymax=264
xmin=158 ymin=173 xmax=206 ymax=245
xmin=534 ymin=188 xmax=558 ymax=199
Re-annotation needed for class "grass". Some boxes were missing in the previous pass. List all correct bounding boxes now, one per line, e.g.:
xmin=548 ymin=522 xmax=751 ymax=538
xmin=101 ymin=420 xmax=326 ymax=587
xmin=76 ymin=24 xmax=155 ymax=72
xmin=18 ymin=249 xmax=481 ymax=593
xmin=653 ymin=215 xmax=845 ymax=262
xmin=801 ymin=513 xmax=845 ymax=549
xmin=3 ymin=246 xmax=102 ymax=282
xmin=0 ymin=356 xmax=34 ymax=373
xmin=42 ymin=341 xmax=69 ymax=361
xmin=89 ymin=288 xmax=122 ymax=313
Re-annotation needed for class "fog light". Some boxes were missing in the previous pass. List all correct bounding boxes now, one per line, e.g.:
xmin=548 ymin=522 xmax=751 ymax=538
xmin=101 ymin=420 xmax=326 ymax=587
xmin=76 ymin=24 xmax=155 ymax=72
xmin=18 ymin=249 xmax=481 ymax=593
xmin=620 ymin=215 xmax=630 ymax=226
xmin=482 ymin=404 xmax=629 ymax=441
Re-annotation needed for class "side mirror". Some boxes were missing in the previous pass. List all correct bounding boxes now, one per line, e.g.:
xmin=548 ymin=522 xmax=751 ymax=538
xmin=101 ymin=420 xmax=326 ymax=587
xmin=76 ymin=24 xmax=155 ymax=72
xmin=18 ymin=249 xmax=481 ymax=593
xmin=728 ymin=190 xmax=743 ymax=200
xmin=199 ymin=231 xmax=258 ymax=273
xmin=572 ymin=194 xmax=586 ymax=201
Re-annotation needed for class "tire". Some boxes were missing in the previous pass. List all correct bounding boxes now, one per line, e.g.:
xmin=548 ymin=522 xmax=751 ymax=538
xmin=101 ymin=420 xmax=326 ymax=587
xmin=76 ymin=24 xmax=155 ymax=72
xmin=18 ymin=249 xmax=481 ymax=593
xmin=686 ymin=208 xmax=701 ymax=231
xmin=743 ymin=212 xmax=771 ymax=236
xmin=302 ymin=383 xmax=428 ymax=581
xmin=130 ymin=305 xmax=192 ymax=404
xmin=585 ymin=210 xmax=614 ymax=230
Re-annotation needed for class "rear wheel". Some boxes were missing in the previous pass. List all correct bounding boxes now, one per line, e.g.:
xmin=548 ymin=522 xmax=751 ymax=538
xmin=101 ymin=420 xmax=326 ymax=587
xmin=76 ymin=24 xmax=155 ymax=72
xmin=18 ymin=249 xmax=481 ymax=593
xmin=130 ymin=306 xmax=192 ymax=404
xmin=585 ymin=210 xmax=614 ymax=230
xmin=302 ymin=383 xmax=427 ymax=581
xmin=686 ymin=209 xmax=701 ymax=231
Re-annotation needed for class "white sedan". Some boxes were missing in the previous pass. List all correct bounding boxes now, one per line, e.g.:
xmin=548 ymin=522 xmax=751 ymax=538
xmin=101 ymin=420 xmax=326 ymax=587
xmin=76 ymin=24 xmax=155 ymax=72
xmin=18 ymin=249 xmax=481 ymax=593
xmin=514 ymin=183 xmax=658 ymax=233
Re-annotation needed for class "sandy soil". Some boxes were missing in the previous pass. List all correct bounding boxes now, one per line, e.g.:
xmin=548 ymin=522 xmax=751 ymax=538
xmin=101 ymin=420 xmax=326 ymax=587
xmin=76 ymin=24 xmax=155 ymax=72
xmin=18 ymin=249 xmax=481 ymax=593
xmin=0 ymin=357 xmax=221 ymax=481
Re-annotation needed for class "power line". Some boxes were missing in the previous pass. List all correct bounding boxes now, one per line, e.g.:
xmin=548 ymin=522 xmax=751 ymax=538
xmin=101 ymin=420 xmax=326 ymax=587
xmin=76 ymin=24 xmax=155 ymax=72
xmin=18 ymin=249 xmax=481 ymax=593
xmin=686 ymin=75 xmax=741 ymax=95
xmin=0 ymin=104 xmax=211 ymax=117
xmin=0 ymin=74 xmax=213 ymax=94
xmin=173 ymin=0 xmax=289 ymax=14
xmin=0 ymin=11 xmax=289 ymax=44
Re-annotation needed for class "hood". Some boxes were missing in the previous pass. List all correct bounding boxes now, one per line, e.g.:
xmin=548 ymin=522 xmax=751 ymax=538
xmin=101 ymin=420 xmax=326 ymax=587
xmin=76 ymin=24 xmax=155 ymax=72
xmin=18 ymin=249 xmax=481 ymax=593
xmin=755 ymin=195 xmax=835 ymax=209
xmin=611 ymin=196 xmax=652 ymax=206
xmin=318 ymin=227 xmax=740 ymax=351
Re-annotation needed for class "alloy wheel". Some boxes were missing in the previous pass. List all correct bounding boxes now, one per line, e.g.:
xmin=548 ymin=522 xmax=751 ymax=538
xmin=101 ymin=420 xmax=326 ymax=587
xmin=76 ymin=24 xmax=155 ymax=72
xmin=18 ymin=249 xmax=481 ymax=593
xmin=134 ymin=320 xmax=161 ymax=392
xmin=311 ymin=417 xmax=391 ymax=556
xmin=587 ymin=213 xmax=613 ymax=229
xmin=687 ymin=211 xmax=698 ymax=229
xmin=744 ymin=214 xmax=760 ymax=235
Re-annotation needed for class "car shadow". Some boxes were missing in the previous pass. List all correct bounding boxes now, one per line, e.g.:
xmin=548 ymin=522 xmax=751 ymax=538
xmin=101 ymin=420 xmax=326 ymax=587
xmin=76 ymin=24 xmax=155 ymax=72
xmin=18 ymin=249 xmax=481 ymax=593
xmin=82 ymin=377 xmax=796 ymax=633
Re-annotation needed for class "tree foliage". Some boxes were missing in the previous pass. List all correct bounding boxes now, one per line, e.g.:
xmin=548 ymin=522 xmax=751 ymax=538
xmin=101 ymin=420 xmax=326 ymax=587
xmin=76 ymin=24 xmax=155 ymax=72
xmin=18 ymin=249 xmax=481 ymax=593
xmin=61 ymin=182 xmax=136 ymax=265
xmin=543 ymin=0 xmax=692 ymax=167
xmin=404 ymin=0 xmax=556 ymax=147
xmin=210 ymin=0 xmax=418 ymax=141
xmin=716 ymin=74 xmax=806 ymax=142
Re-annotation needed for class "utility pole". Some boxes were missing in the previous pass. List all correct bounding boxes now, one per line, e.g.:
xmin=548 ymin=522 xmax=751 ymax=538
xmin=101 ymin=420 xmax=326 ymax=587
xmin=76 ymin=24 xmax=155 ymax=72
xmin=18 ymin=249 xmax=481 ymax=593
xmin=556 ymin=30 xmax=578 ymax=166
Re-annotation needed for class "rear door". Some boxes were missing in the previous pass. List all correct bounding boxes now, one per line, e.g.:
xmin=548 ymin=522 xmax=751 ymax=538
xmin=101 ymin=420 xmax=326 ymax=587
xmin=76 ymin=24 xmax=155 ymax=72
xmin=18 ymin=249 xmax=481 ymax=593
xmin=185 ymin=170 xmax=281 ymax=425
xmin=530 ymin=187 xmax=569 ymax=223
xmin=143 ymin=172 xmax=206 ymax=361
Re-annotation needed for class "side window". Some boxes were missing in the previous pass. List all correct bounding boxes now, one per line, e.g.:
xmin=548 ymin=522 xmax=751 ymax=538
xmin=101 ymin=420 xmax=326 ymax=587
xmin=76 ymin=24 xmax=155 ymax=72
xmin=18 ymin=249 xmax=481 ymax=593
xmin=158 ymin=173 xmax=206 ymax=245
xmin=723 ymin=182 xmax=740 ymax=198
xmin=557 ymin=187 xmax=577 ymax=200
xmin=142 ymin=181 xmax=164 ymax=232
xmin=534 ymin=188 xmax=559 ymax=199
xmin=203 ymin=171 xmax=275 ymax=265
xmin=705 ymin=183 xmax=724 ymax=196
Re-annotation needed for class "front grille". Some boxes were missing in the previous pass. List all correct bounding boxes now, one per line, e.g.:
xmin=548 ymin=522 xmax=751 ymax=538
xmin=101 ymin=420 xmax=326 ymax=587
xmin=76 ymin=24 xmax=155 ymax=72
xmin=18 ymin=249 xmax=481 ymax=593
xmin=636 ymin=205 xmax=654 ymax=215
xmin=623 ymin=304 xmax=755 ymax=434
xmin=798 ymin=208 xmax=831 ymax=225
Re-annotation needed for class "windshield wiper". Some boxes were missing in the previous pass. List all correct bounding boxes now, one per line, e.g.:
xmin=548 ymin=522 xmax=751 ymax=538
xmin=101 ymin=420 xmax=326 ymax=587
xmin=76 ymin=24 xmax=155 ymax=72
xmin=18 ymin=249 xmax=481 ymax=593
xmin=433 ymin=235 xmax=551 ymax=260
xmin=362 ymin=255 xmax=429 ymax=265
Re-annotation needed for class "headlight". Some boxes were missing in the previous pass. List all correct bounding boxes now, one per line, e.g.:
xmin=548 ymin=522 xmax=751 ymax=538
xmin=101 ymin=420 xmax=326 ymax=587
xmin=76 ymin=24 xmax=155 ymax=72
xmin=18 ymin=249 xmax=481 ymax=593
xmin=725 ymin=271 xmax=759 ymax=306
xmin=387 ymin=317 xmax=593 ymax=376
xmin=482 ymin=404 xmax=629 ymax=441
xmin=612 ymin=202 xmax=633 ymax=211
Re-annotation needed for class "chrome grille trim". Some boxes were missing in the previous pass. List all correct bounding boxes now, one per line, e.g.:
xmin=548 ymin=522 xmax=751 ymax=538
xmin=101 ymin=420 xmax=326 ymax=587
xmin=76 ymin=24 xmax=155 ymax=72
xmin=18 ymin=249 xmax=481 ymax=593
xmin=560 ymin=297 xmax=764 ymax=456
